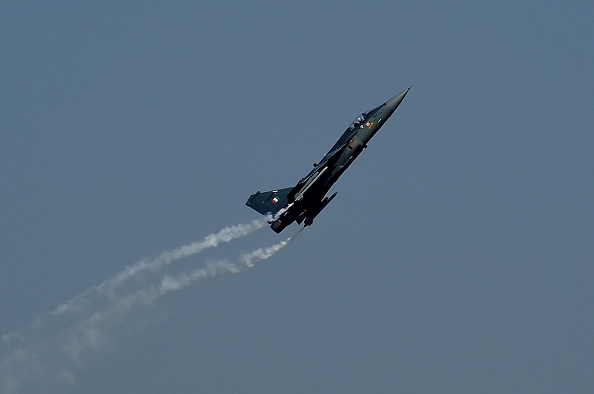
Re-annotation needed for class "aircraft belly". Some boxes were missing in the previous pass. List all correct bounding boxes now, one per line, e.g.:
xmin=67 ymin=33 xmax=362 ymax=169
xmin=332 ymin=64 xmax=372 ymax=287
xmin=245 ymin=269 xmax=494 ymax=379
xmin=330 ymin=139 xmax=364 ymax=177
xmin=293 ymin=166 xmax=329 ymax=202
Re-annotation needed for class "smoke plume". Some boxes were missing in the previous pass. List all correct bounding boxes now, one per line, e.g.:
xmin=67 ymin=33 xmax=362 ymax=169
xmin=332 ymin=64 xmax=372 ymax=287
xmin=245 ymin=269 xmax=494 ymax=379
xmin=0 ymin=219 xmax=299 ymax=393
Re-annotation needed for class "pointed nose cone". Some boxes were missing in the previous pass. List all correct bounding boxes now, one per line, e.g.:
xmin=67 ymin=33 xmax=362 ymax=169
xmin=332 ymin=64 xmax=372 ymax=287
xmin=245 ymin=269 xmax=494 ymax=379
xmin=384 ymin=87 xmax=411 ymax=115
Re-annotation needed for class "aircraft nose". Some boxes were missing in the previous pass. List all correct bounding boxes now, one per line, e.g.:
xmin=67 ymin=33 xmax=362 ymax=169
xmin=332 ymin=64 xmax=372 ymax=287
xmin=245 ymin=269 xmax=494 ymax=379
xmin=384 ymin=87 xmax=411 ymax=114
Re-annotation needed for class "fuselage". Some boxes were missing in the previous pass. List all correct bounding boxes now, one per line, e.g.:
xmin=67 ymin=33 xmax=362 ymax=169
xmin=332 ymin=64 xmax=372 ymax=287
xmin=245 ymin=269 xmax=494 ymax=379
xmin=250 ymin=88 xmax=410 ymax=233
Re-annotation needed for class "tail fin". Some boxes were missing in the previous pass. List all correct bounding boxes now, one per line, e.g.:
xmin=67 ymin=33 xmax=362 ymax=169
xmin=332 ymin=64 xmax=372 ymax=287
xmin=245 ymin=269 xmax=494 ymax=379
xmin=246 ymin=187 xmax=293 ymax=215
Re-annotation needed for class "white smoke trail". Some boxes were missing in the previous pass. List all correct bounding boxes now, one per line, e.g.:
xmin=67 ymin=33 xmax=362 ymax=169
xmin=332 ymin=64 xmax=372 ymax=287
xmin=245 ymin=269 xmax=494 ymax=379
xmin=160 ymin=229 xmax=301 ymax=292
xmin=50 ymin=218 xmax=269 ymax=318
xmin=0 ymin=220 xmax=298 ymax=394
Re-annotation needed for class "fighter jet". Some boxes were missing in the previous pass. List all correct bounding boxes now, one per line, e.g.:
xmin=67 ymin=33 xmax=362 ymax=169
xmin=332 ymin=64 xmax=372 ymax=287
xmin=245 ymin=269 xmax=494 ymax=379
xmin=246 ymin=87 xmax=410 ymax=233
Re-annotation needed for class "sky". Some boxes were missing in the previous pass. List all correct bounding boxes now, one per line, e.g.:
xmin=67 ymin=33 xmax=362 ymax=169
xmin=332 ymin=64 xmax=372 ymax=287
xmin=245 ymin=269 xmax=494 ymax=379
xmin=1 ymin=1 xmax=593 ymax=393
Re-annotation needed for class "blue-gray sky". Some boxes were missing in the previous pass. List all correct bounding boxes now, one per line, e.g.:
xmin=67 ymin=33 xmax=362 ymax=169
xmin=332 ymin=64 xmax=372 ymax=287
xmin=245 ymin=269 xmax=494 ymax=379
xmin=1 ymin=2 xmax=593 ymax=393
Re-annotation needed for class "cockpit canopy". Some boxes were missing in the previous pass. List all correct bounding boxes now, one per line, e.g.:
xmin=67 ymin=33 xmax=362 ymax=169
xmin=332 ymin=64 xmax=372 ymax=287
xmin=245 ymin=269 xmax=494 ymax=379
xmin=323 ymin=105 xmax=383 ymax=158
xmin=348 ymin=104 xmax=383 ymax=130
xmin=349 ymin=112 xmax=368 ymax=129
